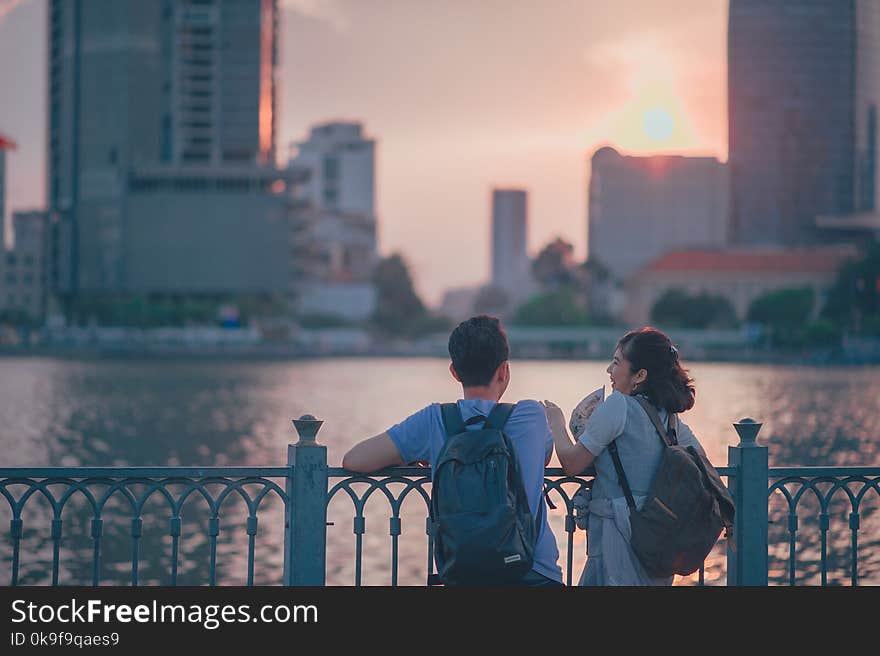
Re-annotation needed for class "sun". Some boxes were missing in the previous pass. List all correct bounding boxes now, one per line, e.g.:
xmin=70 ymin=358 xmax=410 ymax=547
xmin=642 ymin=106 xmax=675 ymax=142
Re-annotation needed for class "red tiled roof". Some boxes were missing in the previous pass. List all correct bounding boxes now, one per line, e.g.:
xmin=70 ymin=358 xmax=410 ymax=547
xmin=640 ymin=249 xmax=856 ymax=274
xmin=0 ymin=135 xmax=17 ymax=150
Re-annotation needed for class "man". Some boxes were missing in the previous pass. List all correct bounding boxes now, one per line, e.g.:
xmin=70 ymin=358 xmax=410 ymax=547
xmin=342 ymin=315 xmax=563 ymax=586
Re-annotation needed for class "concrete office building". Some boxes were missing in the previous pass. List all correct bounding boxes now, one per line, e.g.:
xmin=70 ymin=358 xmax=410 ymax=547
xmin=1 ymin=211 xmax=51 ymax=321
xmin=588 ymin=146 xmax=728 ymax=282
xmin=728 ymin=0 xmax=880 ymax=245
xmin=290 ymin=122 xmax=376 ymax=218
xmin=123 ymin=166 xmax=306 ymax=296
xmin=47 ymin=0 xmax=285 ymax=297
xmin=491 ymin=188 xmax=532 ymax=304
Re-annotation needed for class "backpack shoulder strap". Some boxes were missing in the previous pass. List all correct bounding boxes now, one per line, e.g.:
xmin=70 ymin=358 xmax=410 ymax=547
xmin=484 ymin=402 xmax=517 ymax=431
xmin=485 ymin=401 xmax=547 ymax=528
xmin=440 ymin=403 xmax=466 ymax=437
xmin=634 ymin=396 xmax=676 ymax=447
xmin=607 ymin=442 xmax=637 ymax=511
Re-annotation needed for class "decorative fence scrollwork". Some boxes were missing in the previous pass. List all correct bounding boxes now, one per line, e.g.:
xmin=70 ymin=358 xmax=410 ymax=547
xmin=0 ymin=468 xmax=288 ymax=586
xmin=2 ymin=419 xmax=879 ymax=586
xmin=768 ymin=469 xmax=880 ymax=586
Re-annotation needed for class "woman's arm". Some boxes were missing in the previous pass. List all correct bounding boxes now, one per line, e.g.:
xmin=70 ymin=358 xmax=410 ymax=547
xmin=541 ymin=401 xmax=596 ymax=476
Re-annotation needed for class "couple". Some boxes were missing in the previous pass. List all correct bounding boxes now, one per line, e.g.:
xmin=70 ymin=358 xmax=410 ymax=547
xmin=342 ymin=314 xmax=706 ymax=586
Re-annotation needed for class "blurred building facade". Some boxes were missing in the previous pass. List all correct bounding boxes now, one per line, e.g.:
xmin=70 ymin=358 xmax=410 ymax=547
xmin=728 ymin=0 xmax=880 ymax=246
xmin=290 ymin=122 xmax=376 ymax=218
xmin=0 ymin=211 xmax=51 ymax=321
xmin=288 ymin=122 xmax=379 ymax=321
xmin=587 ymin=146 xmax=728 ymax=283
xmin=294 ymin=208 xmax=378 ymax=321
xmin=624 ymin=247 xmax=857 ymax=326
xmin=438 ymin=285 xmax=481 ymax=323
xmin=491 ymin=188 xmax=534 ymax=306
xmin=46 ymin=0 xmax=300 ymax=307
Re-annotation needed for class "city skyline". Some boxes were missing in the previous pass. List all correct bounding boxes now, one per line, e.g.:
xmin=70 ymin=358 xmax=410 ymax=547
xmin=0 ymin=0 xmax=728 ymax=305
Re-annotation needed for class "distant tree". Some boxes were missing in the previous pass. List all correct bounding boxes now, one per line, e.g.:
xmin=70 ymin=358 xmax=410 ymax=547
xmin=582 ymin=257 xmax=611 ymax=283
xmin=748 ymin=287 xmax=814 ymax=326
xmin=372 ymin=253 xmax=450 ymax=337
xmin=532 ymin=238 xmax=577 ymax=289
xmin=0 ymin=309 xmax=38 ymax=329
xmin=801 ymin=318 xmax=842 ymax=348
xmin=513 ymin=288 xmax=591 ymax=326
xmin=821 ymin=242 xmax=880 ymax=336
xmin=747 ymin=287 xmax=815 ymax=347
xmin=651 ymin=289 xmax=738 ymax=329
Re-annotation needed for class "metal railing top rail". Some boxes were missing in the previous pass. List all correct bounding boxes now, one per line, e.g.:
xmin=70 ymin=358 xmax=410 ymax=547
xmin=769 ymin=467 xmax=880 ymax=476
xmin=0 ymin=467 xmax=290 ymax=478
xmin=329 ymin=465 xmax=735 ymax=477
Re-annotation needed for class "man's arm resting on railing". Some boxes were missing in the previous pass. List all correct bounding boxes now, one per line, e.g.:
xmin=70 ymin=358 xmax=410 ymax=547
xmin=342 ymin=432 xmax=406 ymax=472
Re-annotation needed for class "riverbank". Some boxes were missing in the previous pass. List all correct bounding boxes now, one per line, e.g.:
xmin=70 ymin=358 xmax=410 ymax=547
xmin=1 ymin=340 xmax=877 ymax=365
xmin=1 ymin=324 xmax=878 ymax=364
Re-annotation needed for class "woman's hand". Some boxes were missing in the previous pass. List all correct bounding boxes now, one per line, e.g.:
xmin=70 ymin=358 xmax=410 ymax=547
xmin=540 ymin=400 xmax=567 ymax=436
xmin=542 ymin=399 xmax=596 ymax=475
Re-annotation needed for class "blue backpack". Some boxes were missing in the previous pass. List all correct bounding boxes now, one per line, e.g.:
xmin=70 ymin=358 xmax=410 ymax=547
xmin=430 ymin=402 xmax=540 ymax=585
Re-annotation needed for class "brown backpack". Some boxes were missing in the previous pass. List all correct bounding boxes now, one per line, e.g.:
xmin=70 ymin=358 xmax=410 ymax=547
xmin=607 ymin=396 xmax=735 ymax=579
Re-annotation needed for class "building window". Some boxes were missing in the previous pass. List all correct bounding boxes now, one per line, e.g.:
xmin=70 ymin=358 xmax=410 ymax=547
xmin=162 ymin=115 xmax=173 ymax=163
xmin=323 ymin=156 xmax=339 ymax=182
xmin=861 ymin=105 xmax=877 ymax=212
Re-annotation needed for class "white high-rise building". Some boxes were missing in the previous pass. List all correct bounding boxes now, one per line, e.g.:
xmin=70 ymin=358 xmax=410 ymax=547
xmin=491 ymin=188 xmax=531 ymax=303
xmin=288 ymin=122 xmax=378 ymax=321
xmin=290 ymin=122 xmax=376 ymax=218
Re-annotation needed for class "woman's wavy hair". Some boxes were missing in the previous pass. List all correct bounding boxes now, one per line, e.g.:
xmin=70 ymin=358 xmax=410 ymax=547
xmin=617 ymin=326 xmax=695 ymax=413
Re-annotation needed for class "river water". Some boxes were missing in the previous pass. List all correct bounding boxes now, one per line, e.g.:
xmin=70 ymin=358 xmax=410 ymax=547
xmin=1 ymin=356 xmax=878 ymax=585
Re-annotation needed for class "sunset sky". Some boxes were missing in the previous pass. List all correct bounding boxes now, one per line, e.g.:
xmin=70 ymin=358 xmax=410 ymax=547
xmin=0 ymin=0 xmax=728 ymax=305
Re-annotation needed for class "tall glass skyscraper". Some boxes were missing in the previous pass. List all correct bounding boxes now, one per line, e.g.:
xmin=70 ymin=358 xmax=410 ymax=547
xmin=728 ymin=0 xmax=880 ymax=245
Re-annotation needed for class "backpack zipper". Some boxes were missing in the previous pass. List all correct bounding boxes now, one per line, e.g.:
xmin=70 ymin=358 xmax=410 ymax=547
xmin=654 ymin=497 xmax=678 ymax=520
xmin=490 ymin=459 xmax=503 ymax=503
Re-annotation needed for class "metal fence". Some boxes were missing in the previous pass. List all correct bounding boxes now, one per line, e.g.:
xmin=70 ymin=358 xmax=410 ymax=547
xmin=1 ymin=416 xmax=878 ymax=586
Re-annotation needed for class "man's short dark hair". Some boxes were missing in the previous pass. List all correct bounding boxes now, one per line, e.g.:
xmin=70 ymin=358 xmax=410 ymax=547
xmin=447 ymin=315 xmax=509 ymax=387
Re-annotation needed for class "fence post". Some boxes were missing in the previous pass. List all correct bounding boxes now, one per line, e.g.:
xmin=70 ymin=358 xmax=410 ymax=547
xmin=727 ymin=418 xmax=768 ymax=586
xmin=283 ymin=414 xmax=328 ymax=586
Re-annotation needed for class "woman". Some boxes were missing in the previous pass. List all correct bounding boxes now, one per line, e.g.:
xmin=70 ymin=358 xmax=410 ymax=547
xmin=542 ymin=326 xmax=706 ymax=586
